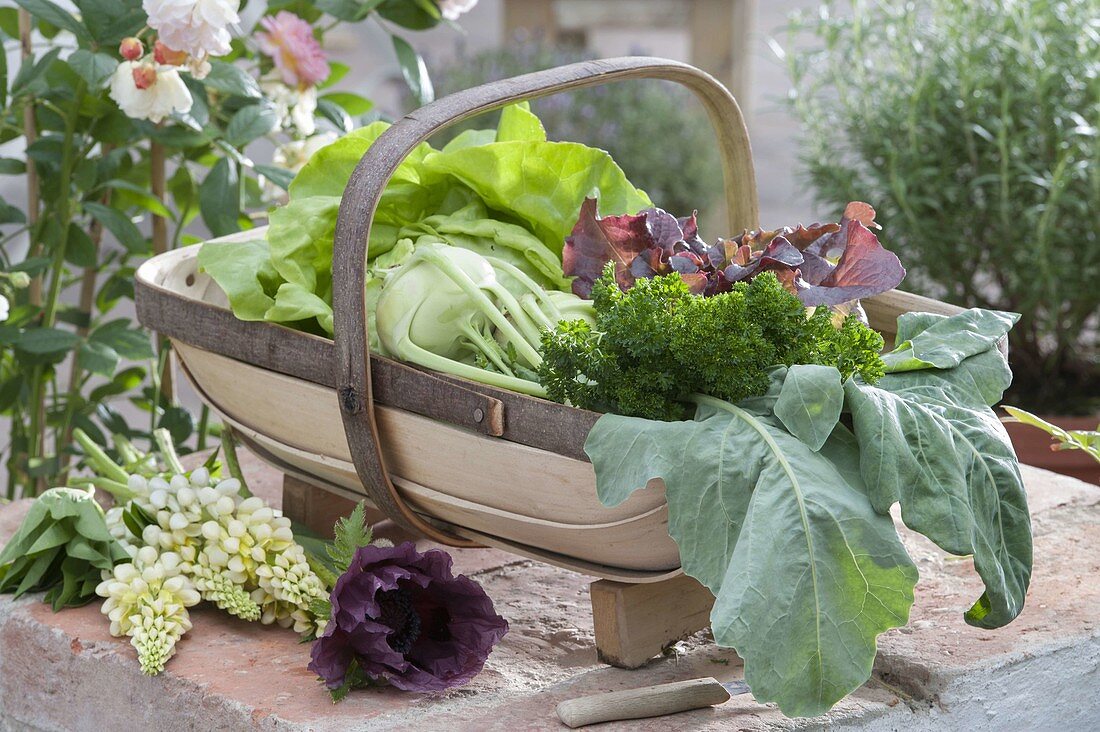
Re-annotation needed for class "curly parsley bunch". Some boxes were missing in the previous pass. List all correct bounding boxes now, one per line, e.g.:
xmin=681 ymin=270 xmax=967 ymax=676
xmin=539 ymin=265 xmax=885 ymax=420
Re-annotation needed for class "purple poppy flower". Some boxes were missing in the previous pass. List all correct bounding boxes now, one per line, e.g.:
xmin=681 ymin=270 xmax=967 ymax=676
xmin=309 ymin=542 xmax=508 ymax=693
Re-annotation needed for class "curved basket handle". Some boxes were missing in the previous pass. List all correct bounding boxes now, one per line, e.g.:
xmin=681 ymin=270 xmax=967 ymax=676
xmin=332 ymin=57 xmax=760 ymax=546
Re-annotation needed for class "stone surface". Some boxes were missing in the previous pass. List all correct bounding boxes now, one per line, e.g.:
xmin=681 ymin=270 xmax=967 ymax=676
xmin=0 ymin=456 xmax=1098 ymax=731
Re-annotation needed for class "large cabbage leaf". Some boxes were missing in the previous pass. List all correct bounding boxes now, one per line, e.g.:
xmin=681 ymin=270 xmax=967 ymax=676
xmin=583 ymin=307 xmax=1031 ymax=716
xmin=587 ymin=399 xmax=917 ymax=718
xmin=882 ymin=308 xmax=1017 ymax=372
xmin=846 ymin=308 xmax=1031 ymax=629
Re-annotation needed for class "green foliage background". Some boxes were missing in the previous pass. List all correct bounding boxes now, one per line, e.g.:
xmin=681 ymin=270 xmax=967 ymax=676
xmin=784 ymin=0 xmax=1099 ymax=412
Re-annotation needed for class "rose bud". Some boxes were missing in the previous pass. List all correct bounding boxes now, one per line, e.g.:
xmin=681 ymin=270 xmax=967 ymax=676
xmin=119 ymin=37 xmax=144 ymax=61
xmin=132 ymin=64 xmax=158 ymax=90
xmin=154 ymin=40 xmax=188 ymax=66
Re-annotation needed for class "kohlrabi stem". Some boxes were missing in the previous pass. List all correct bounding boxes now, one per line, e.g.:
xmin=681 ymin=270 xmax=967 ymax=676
xmin=520 ymin=295 xmax=556 ymax=331
xmin=486 ymin=282 xmax=545 ymax=348
xmin=484 ymin=256 xmax=562 ymax=327
xmin=72 ymin=428 xmax=130 ymax=485
xmin=459 ymin=321 xmax=516 ymax=376
xmin=419 ymin=247 xmax=543 ymax=367
xmin=396 ymin=336 xmax=548 ymax=396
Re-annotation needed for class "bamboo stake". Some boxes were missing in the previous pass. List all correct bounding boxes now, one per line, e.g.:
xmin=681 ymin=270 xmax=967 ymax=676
xmin=17 ymin=9 xmax=44 ymax=494
xmin=18 ymin=9 xmax=39 ymax=306
xmin=150 ymin=140 xmax=175 ymax=403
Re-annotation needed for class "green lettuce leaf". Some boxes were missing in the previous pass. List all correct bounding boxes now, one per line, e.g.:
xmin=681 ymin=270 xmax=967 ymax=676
xmin=265 ymin=282 xmax=335 ymax=334
xmin=267 ymin=195 xmax=341 ymax=295
xmin=586 ymin=399 xmax=917 ymax=717
xmin=421 ymin=140 xmax=651 ymax=257
xmin=442 ymin=128 xmax=496 ymax=153
xmin=495 ymin=101 xmax=547 ymax=142
xmin=196 ymin=239 xmax=281 ymax=321
xmin=288 ymin=122 xmax=434 ymax=200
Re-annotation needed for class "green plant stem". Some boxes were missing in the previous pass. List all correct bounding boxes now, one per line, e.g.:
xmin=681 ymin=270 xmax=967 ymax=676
xmin=72 ymin=428 xmax=130 ymax=485
xmin=71 ymin=475 xmax=139 ymax=503
xmin=25 ymin=79 xmax=87 ymax=495
xmin=17 ymin=8 xmax=39 ymax=307
xmin=112 ymin=434 xmax=140 ymax=469
xmin=196 ymin=405 xmax=210 ymax=451
xmin=220 ymin=427 xmax=251 ymax=498
xmin=150 ymin=141 xmax=175 ymax=404
xmin=153 ymin=428 xmax=185 ymax=474
xmin=58 ymin=144 xmax=114 ymax=483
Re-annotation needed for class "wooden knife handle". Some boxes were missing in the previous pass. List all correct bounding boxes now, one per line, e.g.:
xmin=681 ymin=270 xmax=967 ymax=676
xmin=555 ymin=677 xmax=731 ymax=728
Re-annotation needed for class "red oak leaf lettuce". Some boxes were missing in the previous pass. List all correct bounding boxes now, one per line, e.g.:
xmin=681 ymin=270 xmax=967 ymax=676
xmin=562 ymin=199 xmax=905 ymax=307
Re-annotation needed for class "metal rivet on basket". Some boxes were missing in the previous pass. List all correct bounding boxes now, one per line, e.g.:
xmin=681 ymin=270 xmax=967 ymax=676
xmin=339 ymin=386 xmax=362 ymax=415
xmin=473 ymin=408 xmax=485 ymax=423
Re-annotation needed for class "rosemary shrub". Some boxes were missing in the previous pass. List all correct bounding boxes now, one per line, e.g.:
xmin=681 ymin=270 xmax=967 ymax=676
xmin=783 ymin=0 xmax=1098 ymax=412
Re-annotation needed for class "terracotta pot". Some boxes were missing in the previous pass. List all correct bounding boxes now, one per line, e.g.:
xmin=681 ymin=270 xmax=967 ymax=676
xmin=1002 ymin=414 xmax=1100 ymax=485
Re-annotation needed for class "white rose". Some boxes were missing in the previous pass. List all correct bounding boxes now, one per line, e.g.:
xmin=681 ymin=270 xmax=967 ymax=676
xmin=0 ymin=293 xmax=9 ymax=323
xmin=143 ymin=0 xmax=240 ymax=59
xmin=438 ymin=0 xmax=478 ymax=21
xmin=109 ymin=62 xmax=193 ymax=123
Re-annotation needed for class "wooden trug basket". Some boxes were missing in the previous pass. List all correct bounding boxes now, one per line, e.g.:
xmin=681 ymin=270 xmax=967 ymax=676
xmin=135 ymin=57 xmax=965 ymax=667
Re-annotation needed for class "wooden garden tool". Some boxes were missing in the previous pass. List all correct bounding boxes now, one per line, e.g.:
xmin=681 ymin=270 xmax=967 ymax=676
xmin=556 ymin=677 xmax=752 ymax=727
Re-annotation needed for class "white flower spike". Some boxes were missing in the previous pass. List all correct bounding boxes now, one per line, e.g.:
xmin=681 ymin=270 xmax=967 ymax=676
xmin=95 ymin=547 xmax=200 ymax=675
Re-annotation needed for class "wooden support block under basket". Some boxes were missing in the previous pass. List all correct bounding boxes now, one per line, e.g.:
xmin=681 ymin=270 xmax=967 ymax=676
xmin=282 ymin=475 xmax=388 ymax=536
xmin=591 ymin=575 xmax=716 ymax=669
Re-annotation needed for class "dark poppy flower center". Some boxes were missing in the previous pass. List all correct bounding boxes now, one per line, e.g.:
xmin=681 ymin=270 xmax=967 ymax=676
xmin=416 ymin=601 xmax=452 ymax=643
xmin=377 ymin=588 xmax=421 ymax=654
